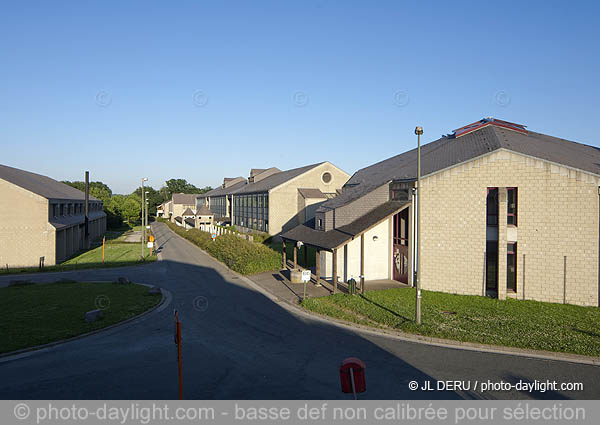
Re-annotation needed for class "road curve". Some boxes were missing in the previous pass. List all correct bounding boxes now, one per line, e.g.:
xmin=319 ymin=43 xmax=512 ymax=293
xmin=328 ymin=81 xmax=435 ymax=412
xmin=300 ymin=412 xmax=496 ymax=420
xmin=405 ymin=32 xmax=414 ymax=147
xmin=0 ymin=222 xmax=598 ymax=399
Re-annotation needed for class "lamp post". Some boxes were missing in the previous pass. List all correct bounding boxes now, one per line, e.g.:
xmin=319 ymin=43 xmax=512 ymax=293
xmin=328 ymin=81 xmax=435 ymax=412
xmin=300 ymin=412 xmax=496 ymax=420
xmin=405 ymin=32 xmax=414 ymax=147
xmin=415 ymin=126 xmax=423 ymax=325
xmin=145 ymin=191 xmax=150 ymax=243
xmin=141 ymin=178 xmax=148 ymax=258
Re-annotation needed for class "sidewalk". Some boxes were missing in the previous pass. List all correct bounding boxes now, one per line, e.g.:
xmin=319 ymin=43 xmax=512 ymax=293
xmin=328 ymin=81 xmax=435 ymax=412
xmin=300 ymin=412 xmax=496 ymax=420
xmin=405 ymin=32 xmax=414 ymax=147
xmin=249 ymin=268 xmax=410 ymax=304
xmin=249 ymin=269 xmax=331 ymax=304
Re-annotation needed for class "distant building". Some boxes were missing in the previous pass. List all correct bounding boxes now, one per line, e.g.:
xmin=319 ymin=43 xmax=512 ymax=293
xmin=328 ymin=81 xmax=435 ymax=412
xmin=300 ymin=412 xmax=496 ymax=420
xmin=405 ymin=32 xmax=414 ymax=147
xmin=0 ymin=164 xmax=106 ymax=268
xmin=202 ymin=163 xmax=350 ymax=235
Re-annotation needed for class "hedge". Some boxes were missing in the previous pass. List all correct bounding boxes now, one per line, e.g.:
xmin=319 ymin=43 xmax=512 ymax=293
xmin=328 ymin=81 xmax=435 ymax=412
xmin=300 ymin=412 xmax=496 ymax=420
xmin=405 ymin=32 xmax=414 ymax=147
xmin=163 ymin=221 xmax=281 ymax=275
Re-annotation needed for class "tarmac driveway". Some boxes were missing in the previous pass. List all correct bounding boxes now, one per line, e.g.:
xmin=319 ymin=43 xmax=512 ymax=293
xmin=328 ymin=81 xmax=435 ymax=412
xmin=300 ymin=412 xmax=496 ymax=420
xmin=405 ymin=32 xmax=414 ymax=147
xmin=0 ymin=222 xmax=598 ymax=399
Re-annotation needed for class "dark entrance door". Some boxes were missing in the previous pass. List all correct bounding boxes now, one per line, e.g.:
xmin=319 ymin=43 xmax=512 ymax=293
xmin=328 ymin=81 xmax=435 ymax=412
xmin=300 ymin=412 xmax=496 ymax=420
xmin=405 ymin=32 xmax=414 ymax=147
xmin=393 ymin=209 xmax=409 ymax=283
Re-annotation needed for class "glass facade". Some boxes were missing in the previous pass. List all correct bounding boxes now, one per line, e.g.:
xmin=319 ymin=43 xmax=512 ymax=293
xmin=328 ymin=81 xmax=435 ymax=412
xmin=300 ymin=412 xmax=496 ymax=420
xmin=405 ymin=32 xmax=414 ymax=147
xmin=210 ymin=196 xmax=227 ymax=218
xmin=233 ymin=193 xmax=269 ymax=232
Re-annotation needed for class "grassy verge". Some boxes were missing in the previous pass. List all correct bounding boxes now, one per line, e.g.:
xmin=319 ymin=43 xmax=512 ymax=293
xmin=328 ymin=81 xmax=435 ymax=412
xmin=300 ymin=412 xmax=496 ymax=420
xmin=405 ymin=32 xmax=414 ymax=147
xmin=301 ymin=288 xmax=600 ymax=357
xmin=0 ymin=241 xmax=157 ymax=275
xmin=162 ymin=220 xmax=281 ymax=275
xmin=0 ymin=281 xmax=162 ymax=354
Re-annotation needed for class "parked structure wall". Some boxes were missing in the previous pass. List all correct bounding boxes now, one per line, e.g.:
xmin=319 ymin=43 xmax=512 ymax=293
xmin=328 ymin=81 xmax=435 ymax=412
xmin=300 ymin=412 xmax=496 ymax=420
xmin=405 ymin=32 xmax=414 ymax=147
xmin=419 ymin=149 xmax=599 ymax=306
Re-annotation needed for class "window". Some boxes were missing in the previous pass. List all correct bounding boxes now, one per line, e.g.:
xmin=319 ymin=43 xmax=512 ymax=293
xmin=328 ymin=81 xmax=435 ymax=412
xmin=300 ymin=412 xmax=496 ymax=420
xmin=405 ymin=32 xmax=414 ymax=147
xmin=507 ymin=188 xmax=518 ymax=226
xmin=507 ymin=243 xmax=517 ymax=292
xmin=486 ymin=188 xmax=498 ymax=226
xmin=321 ymin=172 xmax=332 ymax=184
xmin=52 ymin=204 xmax=59 ymax=217
xmin=60 ymin=204 xmax=65 ymax=216
xmin=317 ymin=218 xmax=322 ymax=229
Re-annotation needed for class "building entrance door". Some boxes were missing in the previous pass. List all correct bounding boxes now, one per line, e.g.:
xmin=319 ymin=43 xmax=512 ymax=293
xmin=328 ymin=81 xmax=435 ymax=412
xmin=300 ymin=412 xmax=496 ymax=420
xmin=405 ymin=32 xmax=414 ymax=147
xmin=393 ymin=209 xmax=409 ymax=283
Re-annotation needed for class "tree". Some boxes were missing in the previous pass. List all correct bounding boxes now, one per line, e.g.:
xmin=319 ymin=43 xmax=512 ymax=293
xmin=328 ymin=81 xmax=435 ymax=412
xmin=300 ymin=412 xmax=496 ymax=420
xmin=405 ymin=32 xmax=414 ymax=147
xmin=163 ymin=179 xmax=212 ymax=198
xmin=62 ymin=181 xmax=113 ymax=204
xmin=120 ymin=195 xmax=142 ymax=224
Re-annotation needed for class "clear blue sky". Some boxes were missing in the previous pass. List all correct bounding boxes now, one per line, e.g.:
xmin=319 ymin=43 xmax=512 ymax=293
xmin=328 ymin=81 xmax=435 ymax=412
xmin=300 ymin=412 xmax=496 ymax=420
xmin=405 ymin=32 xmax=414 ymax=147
xmin=1 ymin=0 xmax=599 ymax=194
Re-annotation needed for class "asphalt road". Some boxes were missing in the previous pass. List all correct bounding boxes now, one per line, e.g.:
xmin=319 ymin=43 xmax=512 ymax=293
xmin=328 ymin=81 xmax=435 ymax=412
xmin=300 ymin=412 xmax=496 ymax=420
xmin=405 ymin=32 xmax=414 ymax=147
xmin=0 ymin=222 xmax=598 ymax=400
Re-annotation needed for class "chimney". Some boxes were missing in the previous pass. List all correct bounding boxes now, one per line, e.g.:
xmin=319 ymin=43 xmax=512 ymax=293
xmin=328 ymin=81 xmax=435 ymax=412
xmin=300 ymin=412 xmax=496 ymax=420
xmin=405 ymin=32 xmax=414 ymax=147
xmin=84 ymin=171 xmax=90 ymax=249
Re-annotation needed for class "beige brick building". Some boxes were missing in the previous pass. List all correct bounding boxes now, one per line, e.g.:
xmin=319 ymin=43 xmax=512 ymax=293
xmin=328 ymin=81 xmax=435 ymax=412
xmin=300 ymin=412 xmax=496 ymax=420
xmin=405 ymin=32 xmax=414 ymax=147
xmin=282 ymin=119 xmax=600 ymax=306
xmin=0 ymin=164 xmax=106 ymax=268
xmin=228 ymin=162 xmax=350 ymax=235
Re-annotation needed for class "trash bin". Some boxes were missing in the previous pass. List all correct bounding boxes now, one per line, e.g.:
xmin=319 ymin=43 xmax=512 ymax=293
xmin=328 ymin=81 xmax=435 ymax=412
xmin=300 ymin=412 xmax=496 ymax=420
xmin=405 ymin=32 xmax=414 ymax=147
xmin=347 ymin=278 xmax=357 ymax=295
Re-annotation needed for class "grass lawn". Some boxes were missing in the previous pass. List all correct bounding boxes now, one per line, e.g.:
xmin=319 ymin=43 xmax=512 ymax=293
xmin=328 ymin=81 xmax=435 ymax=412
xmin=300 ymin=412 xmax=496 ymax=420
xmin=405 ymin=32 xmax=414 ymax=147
xmin=301 ymin=288 xmax=600 ymax=357
xmin=0 ymin=242 xmax=157 ymax=275
xmin=0 ymin=281 xmax=162 ymax=354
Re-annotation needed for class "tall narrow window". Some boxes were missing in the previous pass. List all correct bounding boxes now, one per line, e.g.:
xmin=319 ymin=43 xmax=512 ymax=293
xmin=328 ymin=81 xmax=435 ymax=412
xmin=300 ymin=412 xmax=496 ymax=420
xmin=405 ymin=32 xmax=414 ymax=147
xmin=507 ymin=242 xmax=517 ymax=292
xmin=486 ymin=188 xmax=498 ymax=226
xmin=507 ymin=187 xmax=518 ymax=226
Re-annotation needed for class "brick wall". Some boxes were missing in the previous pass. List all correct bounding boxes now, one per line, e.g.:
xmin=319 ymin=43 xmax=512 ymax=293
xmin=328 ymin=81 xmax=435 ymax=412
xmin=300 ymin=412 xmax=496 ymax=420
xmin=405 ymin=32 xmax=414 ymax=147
xmin=420 ymin=149 xmax=599 ymax=307
xmin=334 ymin=183 xmax=389 ymax=228
xmin=0 ymin=180 xmax=56 ymax=267
xmin=269 ymin=163 xmax=350 ymax=235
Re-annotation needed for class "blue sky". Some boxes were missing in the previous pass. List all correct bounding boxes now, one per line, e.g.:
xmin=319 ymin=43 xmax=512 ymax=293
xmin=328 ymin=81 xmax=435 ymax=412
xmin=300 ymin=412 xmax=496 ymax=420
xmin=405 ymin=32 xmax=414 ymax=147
xmin=1 ymin=0 xmax=599 ymax=194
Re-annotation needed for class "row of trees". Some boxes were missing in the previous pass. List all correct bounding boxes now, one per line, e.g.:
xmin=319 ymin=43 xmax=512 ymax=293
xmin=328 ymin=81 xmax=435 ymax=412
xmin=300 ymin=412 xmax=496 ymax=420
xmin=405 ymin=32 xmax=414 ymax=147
xmin=62 ymin=179 xmax=212 ymax=229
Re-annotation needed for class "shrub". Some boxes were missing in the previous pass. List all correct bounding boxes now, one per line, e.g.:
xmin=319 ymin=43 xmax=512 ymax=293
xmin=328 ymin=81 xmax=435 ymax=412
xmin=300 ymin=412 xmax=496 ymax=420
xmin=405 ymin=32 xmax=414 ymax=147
xmin=164 ymin=221 xmax=281 ymax=274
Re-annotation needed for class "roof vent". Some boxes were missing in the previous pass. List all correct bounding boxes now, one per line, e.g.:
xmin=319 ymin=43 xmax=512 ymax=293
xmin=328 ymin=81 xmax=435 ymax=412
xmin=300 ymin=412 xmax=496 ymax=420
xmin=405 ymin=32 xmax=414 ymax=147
xmin=451 ymin=118 xmax=527 ymax=138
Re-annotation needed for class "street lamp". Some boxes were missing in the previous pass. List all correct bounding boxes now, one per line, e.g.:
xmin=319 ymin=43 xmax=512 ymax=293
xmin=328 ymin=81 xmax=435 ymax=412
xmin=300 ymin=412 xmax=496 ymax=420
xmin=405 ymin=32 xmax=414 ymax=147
xmin=415 ymin=126 xmax=423 ymax=325
xmin=145 ymin=191 xmax=150 ymax=241
xmin=141 ymin=178 xmax=148 ymax=258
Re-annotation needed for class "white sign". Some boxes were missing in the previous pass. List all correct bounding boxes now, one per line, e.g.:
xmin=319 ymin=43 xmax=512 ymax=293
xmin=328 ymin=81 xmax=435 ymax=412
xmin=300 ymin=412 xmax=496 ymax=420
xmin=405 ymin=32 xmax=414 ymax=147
xmin=146 ymin=225 xmax=150 ymax=229
xmin=147 ymin=242 xmax=154 ymax=248
xmin=301 ymin=270 xmax=311 ymax=283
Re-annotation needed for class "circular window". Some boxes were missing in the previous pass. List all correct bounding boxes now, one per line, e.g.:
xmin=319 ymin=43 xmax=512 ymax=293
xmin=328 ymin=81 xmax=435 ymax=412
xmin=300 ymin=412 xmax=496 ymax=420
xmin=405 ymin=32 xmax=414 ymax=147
xmin=322 ymin=172 xmax=332 ymax=184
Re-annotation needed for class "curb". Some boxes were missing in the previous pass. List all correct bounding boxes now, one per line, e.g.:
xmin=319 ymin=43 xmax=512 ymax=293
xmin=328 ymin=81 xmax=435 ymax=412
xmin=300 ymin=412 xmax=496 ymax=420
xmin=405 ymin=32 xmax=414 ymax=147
xmin=155 ymin=223 xmax=600 ymax=367
xmin=0 ymin=282 xmax=173 ymax=363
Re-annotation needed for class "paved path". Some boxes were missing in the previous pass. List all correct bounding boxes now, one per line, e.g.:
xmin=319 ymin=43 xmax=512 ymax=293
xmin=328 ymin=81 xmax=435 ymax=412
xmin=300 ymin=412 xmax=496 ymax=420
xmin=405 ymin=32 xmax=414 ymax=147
xmin=0 ymin=222 xmax=598 ymax=399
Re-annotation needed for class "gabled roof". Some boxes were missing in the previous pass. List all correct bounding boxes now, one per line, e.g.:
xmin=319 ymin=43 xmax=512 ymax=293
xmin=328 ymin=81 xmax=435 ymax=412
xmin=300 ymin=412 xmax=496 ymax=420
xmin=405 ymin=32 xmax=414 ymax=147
xmin=172 ymin=193 xmax=200 ymax=204
xmin=235 ymin=162 xmax=326 ymax=195
xmin=204 ymin=180 xmax=247 ymax=198
xmin=320 ymin=120 xmax=600 ymax=211
xmin=196 ymin=205 xmax=213 ymax=216
xmin=184 ymin=218 xmax=195 ymax=227
xmin=0 ymin=164 xmax=100 ymax=201
xmin=282 ymin=201 xmax=408 ymax=250
xmin=182 ymin=208 xmax=195 ymax=216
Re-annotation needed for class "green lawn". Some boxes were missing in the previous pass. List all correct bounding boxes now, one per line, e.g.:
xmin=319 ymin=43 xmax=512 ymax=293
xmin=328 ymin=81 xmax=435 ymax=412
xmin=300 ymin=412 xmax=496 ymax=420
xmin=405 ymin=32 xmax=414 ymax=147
xmin=0 ymin=281 xmax=162 ymax=354
xmin=0 ymin=242 xmax=157 ymax=275
xmin=301 ymin=288 xmax=600 ymax=357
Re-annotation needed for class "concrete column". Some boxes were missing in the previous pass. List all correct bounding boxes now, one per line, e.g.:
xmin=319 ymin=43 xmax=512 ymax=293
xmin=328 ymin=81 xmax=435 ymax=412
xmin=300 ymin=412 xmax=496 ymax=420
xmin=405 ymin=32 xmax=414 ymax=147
xmin=315 ymin=249 xmax=321 ymax=285
xmin=293 ymin=246 xmax=297 ymax=269
xmin=282 ymin=240 xmax=287 ymax=269
xmin=498 ymin=187 xmax=508 ymax=300
xmin=360 ymin=234 xmax=365 ymax=294
xmin=332 ymin=248 xmax=338 ymax=294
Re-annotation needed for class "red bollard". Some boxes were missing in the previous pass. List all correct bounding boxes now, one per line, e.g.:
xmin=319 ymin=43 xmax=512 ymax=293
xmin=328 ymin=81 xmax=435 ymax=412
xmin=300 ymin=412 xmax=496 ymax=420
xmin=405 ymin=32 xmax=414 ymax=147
xmin=339 ymin=358 xmax=366 ymax=400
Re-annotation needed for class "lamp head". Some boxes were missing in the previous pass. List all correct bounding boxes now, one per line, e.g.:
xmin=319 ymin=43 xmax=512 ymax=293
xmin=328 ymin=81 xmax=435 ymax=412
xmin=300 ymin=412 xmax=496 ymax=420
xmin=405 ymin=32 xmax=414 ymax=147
xmin=415 ymin=126 xmax=424 ymax=136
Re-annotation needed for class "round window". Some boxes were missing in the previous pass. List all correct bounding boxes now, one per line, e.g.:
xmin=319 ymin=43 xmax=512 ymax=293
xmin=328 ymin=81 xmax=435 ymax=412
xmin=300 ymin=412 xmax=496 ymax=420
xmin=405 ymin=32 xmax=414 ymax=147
xmin=322 ymin=172 xmax=332 ymax=184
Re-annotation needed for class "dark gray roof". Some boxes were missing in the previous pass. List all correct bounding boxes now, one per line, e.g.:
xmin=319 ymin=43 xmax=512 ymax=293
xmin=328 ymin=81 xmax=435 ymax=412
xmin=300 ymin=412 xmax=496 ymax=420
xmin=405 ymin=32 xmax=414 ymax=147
xmin=49 ymin=210 xmax=106 ymax=230
xmin=182 ymin=208 xmax=195 ymax=216
xmin=172 ymin=193 xmax=200 ymax=204
xmin=235 ymin=162 xmax=326 ymax=195
xmin=174 ymin=216 xmax=182 ymax=223
xmin=298 ymin=188 xmax=327 ymax=199
xmin=282 ymin=201 xmax=408 ymax=250
xmin=0 ymin=164 xmax=100 ymax=201
xmin=196 ymin=205 xmax=213 ymax=216
xmin=184 ymin=218 xmax=195 ymax=227
xmin=204 ymin=180 xmax=247 ymax=197
xmin=321 ymin=124 xmax=600 ymax=210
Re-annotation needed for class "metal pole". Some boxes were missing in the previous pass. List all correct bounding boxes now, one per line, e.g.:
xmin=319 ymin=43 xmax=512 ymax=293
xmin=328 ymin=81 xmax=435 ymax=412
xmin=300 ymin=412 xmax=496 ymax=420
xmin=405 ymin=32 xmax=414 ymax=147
xmin=141 ymin=179 xmax=145 ymax=259
xmin=415 ymin=126 xmax=423 ymax=325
